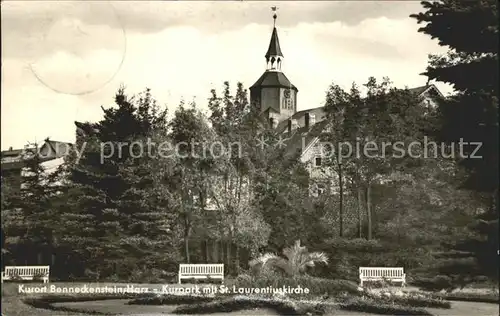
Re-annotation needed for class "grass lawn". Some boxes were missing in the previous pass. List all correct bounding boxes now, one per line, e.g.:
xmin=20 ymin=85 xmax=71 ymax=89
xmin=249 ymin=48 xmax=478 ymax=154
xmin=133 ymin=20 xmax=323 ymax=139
xmin=2 ymin=281 xmax=498 ymax=316
xmin=2 ymin=282 xmax=88 ymax=316
xmin=0 ymin=282 xmax=285 ymax=315
xmin=1 ymin=282 xmax=166 ymax=316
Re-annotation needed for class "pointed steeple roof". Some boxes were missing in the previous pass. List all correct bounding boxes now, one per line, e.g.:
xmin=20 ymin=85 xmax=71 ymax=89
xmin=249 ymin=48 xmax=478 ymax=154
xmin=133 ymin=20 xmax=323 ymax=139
xmin=265 ymin=27 xmax=283 ymax=58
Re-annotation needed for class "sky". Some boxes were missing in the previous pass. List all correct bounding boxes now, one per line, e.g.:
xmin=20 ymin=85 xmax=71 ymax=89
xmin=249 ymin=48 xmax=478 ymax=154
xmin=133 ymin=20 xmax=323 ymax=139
xmin=1 ymin=1 xmax=452 ymax=150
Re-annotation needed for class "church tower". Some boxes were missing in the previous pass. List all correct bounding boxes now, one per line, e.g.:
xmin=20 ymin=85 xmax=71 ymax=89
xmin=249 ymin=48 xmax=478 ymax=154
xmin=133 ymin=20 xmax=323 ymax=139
xmin=250 ymin=7 xmax=298 ymax=128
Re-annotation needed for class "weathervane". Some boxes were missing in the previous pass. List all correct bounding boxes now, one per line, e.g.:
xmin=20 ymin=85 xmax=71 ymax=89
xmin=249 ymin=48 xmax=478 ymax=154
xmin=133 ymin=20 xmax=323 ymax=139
xmin=271 ymin=6 xmax=278 ymax=27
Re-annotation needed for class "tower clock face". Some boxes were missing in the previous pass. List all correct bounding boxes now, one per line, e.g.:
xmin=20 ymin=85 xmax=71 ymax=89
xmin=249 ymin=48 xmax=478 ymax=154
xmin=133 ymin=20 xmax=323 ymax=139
xmin=284 ymin=89 xmax=291 ymax=99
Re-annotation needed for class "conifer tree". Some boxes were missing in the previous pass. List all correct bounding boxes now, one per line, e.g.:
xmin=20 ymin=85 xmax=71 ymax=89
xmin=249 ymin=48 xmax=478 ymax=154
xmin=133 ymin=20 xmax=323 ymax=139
xmin=116 ymin=89 xmax=180 ymax=274
xmin=412 ymin=0 xmax=498 ymax=283
xmin=2 ymin=143 xmax=58 ymax=265
xmin=58 ymin=87 xmax=171 ymax=278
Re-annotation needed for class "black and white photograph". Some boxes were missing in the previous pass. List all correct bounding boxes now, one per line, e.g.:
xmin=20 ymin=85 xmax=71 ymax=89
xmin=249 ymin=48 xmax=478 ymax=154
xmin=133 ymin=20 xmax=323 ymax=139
xmin=1 ymin=1 xmax=498 ymax=315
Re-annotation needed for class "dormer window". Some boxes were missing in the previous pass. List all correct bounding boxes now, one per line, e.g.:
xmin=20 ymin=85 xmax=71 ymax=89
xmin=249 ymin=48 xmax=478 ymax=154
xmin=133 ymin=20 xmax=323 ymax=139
xmin=317 ymin=183 xmax=326 ymax=195
xmin=309 ymin=114 xmax=316 ymax=126
xmin=314 ymin=157 xmax=322 ymax=167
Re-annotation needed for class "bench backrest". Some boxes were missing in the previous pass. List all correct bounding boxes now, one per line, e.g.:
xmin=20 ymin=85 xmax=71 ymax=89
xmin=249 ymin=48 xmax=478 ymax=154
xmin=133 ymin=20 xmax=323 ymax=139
xmin=179 ymin=264 xmax=224 ymax=275
xmin=359 ymin=267 xmax=404 ymax=278
xmin=4 ymin=266 xmax=50 ymax=276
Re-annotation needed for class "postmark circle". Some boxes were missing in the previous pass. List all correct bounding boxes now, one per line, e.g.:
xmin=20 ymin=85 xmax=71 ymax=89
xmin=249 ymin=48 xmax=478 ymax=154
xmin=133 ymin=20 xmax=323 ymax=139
xmin=29 ymin=1 xmax=126 ymax=96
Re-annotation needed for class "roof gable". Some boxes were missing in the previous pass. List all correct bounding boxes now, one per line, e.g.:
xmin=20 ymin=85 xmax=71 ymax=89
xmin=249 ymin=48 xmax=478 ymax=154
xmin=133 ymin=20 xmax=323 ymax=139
xmin=39 ymin=140 xmax=72 ymax=160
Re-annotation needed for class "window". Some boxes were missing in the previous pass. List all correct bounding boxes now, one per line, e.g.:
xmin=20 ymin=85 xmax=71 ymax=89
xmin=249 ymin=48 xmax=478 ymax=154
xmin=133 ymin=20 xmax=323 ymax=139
xmin=314 ymin=157 xmax=322 ymax=167
xmin=282 ymin=98 xmax=292 ymax=110
xmin=317 ymin=183 xmax=326 ymax=195
xmin=309 ymin=114 xmax=316 ymax=126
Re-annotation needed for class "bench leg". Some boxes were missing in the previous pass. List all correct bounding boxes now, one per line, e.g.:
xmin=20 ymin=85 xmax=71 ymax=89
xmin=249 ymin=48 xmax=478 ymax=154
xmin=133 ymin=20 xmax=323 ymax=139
xmin=360 ymin=279 xmax=363 ymax=287
xmin=178 ymin=275 xmax=181 ymax=284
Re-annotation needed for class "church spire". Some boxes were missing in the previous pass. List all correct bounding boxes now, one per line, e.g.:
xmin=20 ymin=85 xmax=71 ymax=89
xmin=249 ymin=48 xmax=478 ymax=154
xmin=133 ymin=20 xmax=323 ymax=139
xmin=265 ymin=6 xmax=283 ymax=71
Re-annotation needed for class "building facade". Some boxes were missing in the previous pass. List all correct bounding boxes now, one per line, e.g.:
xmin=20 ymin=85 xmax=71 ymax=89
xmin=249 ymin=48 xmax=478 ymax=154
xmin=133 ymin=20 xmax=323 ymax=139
xmin=249 ymin=12 xmax=446 ymax=197
xmin=1 ymin=139 xmax=71 ymax=192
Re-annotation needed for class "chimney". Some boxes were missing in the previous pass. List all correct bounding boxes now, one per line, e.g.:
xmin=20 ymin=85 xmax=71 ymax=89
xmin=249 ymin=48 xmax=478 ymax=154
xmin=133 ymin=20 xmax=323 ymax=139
xmin=8 ymin=146 xmax=13 ymax=151
xmin=305 ymin=113 xmax=310 ymax=129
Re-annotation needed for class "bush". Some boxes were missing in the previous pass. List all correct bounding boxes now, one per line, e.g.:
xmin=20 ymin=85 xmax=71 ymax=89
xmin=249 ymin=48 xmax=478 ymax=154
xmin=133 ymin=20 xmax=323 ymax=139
xmin=227 ymin=272 xmax=361 ymax=299
xmin=128 ymin=268 xmax=169 ymax=283
xmin=314 ymin=238 xmax=435 ymax=281
xmin=340 ymin=297 xmax=434 ymax=315
xmin=436 ymin=291 xmax=499 ymax=304
xmin=128 ymin=293 xmax=215 ymax=305
xmin=172 ymin=295 xmax=304 ymax=315
xmin=412 ymin=275 xmax=454 ymax=292
xmin=377 ymin=295 xmax=450 ymax=309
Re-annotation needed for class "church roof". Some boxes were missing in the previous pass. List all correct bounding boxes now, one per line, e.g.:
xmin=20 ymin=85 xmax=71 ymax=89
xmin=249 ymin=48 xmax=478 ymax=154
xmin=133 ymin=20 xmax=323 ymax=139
xmin=275 ymin=84 xmax=446 ymax=161
xmin=265 ymin=27 xmax=283 ymax=58
xmin=250 ymin=71 xmax=298 ymax=91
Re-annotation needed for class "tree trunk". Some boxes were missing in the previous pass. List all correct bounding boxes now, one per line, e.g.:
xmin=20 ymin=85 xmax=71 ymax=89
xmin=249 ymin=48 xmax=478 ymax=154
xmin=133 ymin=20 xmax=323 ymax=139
xmin=205 ymin=240 xmax=210 ymax=263
xmin=338 ymin=164 xmax=343 ymax=237
xmin=184 ymin=224 xmax=191 ymax=263
xmin=235 ymin=244 xmax=240 ymax=275
xmin=226 ymin=239 xmax=232 ymax=276
xmin=357 ymin=188 xmax=363 ymax=239
xmin=366 ymin=184 xmax=372 ymax=240
xmin=213 ymin=240 xmax=219 ymax=263
xmin=220 ymin=240 xmax=225 ymax=266
xmin=184 ymin=238 xmax=190 ymax=263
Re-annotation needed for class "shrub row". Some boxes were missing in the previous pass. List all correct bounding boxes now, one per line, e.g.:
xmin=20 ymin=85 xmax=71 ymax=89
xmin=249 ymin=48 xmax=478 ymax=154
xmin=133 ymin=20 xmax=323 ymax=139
xmin=171 ymin=295 xmax=320 ymax=315
xmin=170 ymin=295 xmax=436 ymax=316
xmin=374 ymin=295 xmax=451 ymax=309
xmin=228 ymin=273 xmax=361 ymax=299
xmin=435 ymin=292 xmax=499 ymax=304
xmin=128 ymin=293 xmax=216 ymax=305
xmin=340 ymin=297 xmax=434 ymax=316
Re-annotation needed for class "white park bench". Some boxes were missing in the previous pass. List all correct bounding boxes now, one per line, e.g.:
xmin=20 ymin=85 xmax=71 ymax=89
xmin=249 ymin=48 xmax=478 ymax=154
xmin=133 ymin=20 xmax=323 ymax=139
xmin=178 ymin=264 xmax=224 ymax=284
xmin=1 ymin=265 xmax=50 ymax=283
xmin=359 ymin=267 xmax=406 ymax=287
